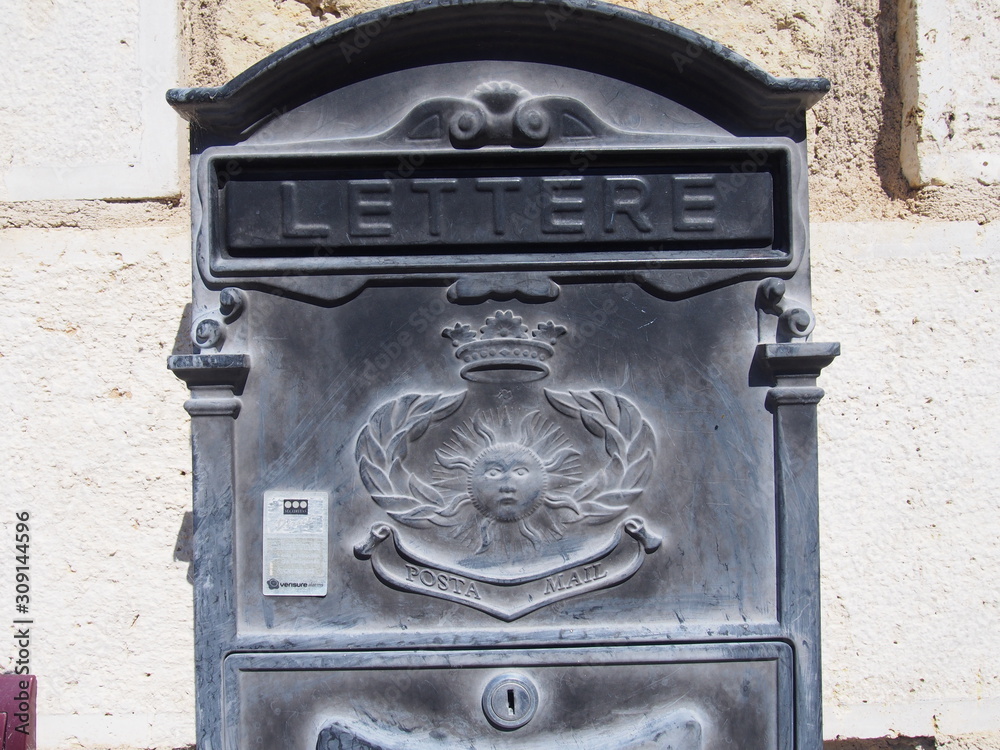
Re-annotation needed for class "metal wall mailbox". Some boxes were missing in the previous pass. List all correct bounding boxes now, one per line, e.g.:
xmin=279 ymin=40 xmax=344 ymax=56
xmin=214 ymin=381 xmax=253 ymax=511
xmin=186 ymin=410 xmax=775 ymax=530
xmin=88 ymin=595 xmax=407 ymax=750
xmin=168 ymin=2 xmax=839 ymax=747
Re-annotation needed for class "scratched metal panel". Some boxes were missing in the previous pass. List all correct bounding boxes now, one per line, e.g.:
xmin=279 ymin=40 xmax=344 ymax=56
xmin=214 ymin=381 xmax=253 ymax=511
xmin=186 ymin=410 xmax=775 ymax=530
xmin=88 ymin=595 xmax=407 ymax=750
xmin=233 ymin=281 xmax=777 ymax=644
xmin=225 ymin=644 xmax=793 ymax=750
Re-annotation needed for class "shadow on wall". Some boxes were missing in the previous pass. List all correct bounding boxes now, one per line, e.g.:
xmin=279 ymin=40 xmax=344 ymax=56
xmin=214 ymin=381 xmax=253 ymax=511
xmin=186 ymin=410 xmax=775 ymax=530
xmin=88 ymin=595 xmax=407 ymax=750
xmin=826 ymin=739 xmax=936 ymax=750
xmin=174 ymin=510 xmax=194 ymax=585
xmin=173 ymin=302 xmax=194 ymax=356
xmin=874 ymin=0 xmax=915 ymax=200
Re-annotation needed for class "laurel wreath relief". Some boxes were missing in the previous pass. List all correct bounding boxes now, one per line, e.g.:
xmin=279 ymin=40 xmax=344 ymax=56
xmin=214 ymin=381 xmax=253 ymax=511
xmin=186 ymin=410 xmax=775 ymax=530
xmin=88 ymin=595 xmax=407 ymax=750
xmin=543 ymin=388 xmax=655 ymax=522
xmin=356 ymin=388 xmax=655 ymax=530
xmin=355 ymin=393 xmax=466 ymax=527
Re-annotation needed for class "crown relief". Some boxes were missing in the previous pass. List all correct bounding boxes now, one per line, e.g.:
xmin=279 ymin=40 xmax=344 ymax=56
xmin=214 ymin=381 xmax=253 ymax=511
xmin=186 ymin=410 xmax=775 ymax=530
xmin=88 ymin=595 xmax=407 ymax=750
xmin=442 ymin=311 xmax=567 ymax=382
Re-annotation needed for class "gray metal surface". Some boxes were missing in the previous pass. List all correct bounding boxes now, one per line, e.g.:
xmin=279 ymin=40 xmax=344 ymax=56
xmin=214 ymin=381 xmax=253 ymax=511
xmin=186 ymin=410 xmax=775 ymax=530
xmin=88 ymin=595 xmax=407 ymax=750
xmin=167 ymin=2 xmax=838 ymax=748
xmin=226 ymin=643 xmax=793 ymax=749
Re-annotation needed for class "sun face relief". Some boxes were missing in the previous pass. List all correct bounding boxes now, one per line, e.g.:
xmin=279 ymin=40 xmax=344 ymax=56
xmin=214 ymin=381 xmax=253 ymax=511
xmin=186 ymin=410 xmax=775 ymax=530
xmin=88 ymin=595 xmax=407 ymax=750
xmin=469 ymin=444 xmax=547 ymax=522
xmin=429 ymin=411 xmax=587 ymax=552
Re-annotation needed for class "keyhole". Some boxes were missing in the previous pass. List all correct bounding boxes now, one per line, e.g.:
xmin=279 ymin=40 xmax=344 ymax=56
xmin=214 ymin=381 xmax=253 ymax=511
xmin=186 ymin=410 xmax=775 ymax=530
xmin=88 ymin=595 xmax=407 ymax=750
xmin=483 ymin=674 xmax=538 ymax=730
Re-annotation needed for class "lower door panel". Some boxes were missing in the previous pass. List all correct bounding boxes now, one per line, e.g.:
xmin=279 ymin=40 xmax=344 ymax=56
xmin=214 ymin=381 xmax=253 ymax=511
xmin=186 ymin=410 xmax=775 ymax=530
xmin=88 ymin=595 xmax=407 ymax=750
xmin=223 ymin=642 xmax=793 ymax=749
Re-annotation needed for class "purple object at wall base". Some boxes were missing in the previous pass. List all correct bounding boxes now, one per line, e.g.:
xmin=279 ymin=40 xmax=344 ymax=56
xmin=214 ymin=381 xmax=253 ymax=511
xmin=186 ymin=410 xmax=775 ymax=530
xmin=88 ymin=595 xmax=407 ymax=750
xmin=0 ymin=675 xmax=36 ymax=750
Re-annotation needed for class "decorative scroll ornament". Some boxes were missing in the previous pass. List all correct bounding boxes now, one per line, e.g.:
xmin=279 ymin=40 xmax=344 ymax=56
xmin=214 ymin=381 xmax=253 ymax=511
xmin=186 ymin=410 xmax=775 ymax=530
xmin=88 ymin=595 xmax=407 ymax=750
xmin=383 ymin=80 xmax=615 ymax=149
xmin=756 ymin=278 xmax=815 ymax=342
xmin=354 ymin=314 xmax=663 ymax=620
xmin=190 ymin=287 xmax=247 ymax=353
xmin=446 ymin=273 xmax=561 ymax=304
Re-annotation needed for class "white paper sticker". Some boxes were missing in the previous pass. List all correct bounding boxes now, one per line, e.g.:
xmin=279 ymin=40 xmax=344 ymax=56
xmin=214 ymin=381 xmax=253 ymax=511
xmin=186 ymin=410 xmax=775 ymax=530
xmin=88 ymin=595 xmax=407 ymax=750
xmin=262 ymin=491 xmax=328 ymax=597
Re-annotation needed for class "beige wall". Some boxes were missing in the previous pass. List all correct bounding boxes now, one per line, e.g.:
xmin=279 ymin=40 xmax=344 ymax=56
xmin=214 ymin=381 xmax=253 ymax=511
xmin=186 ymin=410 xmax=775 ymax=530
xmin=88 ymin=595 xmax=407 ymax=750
xmin=1 ymin=0 xmax=998 ymax=748
xmin=0 ymin=0 xmax=180 ymax=200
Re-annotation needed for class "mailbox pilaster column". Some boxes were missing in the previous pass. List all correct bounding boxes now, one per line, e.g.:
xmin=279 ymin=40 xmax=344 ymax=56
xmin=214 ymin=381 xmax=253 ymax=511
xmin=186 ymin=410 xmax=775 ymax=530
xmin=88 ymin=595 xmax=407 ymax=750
xmin=168 ymin=354 xmax=249 ymax=750
xmin=760 ymin=343 xmax=839 ymax=750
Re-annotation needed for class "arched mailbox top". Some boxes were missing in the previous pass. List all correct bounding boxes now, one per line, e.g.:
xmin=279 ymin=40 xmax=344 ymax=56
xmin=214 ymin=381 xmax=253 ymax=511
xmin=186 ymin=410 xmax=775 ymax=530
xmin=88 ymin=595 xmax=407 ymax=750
xmin=168 ymin=0 xmax=829 ymax=139
xmin=172 ymin=0 xmax=830 ymax=304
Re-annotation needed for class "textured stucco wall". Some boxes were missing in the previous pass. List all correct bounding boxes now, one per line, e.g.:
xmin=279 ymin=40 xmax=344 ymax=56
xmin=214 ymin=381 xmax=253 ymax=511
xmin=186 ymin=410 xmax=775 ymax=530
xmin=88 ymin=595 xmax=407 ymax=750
xmin=0 ymin=0 xmax=180 ymax=200
xmin=813 ymin=221 xmax=1000 ymax=741
xmin=898 ymin=0 xmax=1000 ymax=189
xmin=0 ymin=227 xmax=195 ymax=747
xmin=1 ymin=0 xmax=998 ymax=748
